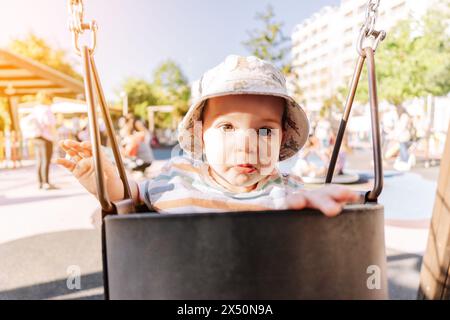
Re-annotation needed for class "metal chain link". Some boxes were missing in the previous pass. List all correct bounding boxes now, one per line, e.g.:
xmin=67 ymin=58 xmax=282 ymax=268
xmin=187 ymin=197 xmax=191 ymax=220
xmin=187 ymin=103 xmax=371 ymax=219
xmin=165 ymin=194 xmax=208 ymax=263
xmin=67 ymin=0 xmax=98 ymax=55
xmin=68 ymin=0 xmax=84 ymax=34
xmin=357 ymin=0 xmax=385 ymax=56
xmin=362 ymin=0 xmax=381 ymax=36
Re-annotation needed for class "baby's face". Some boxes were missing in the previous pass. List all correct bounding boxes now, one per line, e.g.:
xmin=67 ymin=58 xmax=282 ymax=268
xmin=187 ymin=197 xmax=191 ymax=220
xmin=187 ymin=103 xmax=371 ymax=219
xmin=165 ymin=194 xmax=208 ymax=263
xmin=202 ymin=94 xmax=284 ymax=192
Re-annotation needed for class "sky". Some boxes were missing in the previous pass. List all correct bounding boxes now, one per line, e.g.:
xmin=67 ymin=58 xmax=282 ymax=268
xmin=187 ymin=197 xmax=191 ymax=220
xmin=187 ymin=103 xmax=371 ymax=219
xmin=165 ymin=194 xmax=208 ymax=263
xmin=0 ymin=0 xmax=340 ymax=100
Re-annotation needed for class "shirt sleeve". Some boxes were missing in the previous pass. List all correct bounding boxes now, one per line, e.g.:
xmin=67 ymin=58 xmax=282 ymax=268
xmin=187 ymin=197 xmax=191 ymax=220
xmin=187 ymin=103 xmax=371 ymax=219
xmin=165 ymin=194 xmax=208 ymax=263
xmin=136 ymin=157 xmax=181 ymax=212
xmin=138 ymin=179 xmax=155 ymax=211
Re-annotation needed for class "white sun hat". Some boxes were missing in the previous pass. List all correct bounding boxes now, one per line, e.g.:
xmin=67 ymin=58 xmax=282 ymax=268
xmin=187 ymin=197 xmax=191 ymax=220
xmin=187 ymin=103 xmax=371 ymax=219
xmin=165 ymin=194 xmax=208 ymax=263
xmin=178 ymin=55 xmax=310 ymax=161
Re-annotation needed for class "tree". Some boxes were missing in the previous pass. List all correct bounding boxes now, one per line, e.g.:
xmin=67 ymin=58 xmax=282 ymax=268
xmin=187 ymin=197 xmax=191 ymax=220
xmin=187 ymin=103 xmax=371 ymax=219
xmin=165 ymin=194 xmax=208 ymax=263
xmin=416 ymin=8 xmax=450 ymax=97
xmin=120 ymin=78 xmax=158 ymax=120
xmin=117 ymin=60 xmax=191 ymax=128
xmin=242 ymin=5 xmax=291 ymax=73
xmin=354 ymin=9 xmax=450 ymax=108
xmin=152 ymin=60 xmax=191 ymax=119
xmin=9 ymin=32 xmax=82 ymax=80
xmin=242 ymin=5 xmax=303 ymax=102
xmin=320 ymin=92 xmax=345 ymax=120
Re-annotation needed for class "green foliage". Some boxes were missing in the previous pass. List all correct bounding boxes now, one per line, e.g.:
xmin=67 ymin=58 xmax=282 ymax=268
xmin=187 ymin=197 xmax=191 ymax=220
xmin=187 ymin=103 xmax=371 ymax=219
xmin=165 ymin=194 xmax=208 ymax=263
xmin=120 ymin=78 xmax=158 ymax=120
xmin=118 ymin=60 xmax=191 ymax=128
xmin=242 ymin=5 xmax=291 ymax=72
xmin=354 ymin=9 xmax=450 ymax=107
xmin=9 ymin=32 xmax=82 ymax=80
xmin=242 ymin=5 xmax=303 ymax=102
xmin=152 ymin=60 xmax=191 ymax=119
xmin=320 ymin=92 xmax=345 ymax=119
xmin=416 ymin=8 xmax=450 ymax=96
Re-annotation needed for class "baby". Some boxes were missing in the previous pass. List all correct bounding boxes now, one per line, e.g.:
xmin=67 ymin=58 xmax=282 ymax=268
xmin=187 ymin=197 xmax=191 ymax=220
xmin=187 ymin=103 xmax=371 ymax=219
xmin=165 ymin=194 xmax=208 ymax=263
xmin=57 ymin=55 xmax=359 ymax=216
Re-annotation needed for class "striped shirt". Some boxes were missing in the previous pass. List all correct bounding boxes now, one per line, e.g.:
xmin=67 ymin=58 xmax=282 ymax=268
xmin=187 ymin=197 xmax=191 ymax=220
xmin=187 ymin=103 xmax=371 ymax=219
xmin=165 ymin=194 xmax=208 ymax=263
xmin=138 ymin=156 xmax=303 ymax=214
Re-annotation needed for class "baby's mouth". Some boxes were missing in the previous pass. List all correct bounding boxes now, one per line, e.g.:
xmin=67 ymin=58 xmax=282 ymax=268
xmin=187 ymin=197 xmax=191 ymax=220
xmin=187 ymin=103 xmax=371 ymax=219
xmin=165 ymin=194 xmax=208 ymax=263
xmin=234 ymin=163 xmax=257 ymax=174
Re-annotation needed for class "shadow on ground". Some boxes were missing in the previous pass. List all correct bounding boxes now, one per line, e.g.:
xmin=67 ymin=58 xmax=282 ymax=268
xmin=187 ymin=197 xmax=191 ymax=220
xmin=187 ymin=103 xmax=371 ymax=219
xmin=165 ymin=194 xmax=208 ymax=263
xmin=0 ymin=229 xmax=103 ymax=300
xmin=0 ymin=272 xmax=103 ymax=300
xmin=387 ymin=251 xmax=423 ymax=300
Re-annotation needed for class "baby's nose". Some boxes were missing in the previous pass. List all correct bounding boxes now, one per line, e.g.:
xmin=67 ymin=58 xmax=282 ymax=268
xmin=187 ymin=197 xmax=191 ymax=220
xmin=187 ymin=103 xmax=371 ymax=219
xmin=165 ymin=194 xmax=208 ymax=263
xmin=231 ymin=129 xmax=258 ymax=159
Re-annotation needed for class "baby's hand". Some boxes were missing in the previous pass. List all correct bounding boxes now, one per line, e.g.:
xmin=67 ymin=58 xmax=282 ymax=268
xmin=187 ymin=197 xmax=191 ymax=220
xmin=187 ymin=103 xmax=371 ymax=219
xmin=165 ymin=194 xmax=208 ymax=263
xmin=287 ymin=185 xmax=360 ymax=217
xmin=56 ymin=139 xmax=124 ymax=201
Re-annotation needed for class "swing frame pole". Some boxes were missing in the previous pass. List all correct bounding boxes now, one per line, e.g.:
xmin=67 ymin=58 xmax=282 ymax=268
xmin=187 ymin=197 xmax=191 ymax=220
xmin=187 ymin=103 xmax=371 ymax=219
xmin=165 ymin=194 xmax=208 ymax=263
xmin=364 ymin=47 xmax=383 ymax=202
xmin=69 ymin=0 xmax=139 ymax=300
xmin=325 ymin=0 xmax=386 ymax=203
xmin=325 ymin=55 xmax=365 ymax=184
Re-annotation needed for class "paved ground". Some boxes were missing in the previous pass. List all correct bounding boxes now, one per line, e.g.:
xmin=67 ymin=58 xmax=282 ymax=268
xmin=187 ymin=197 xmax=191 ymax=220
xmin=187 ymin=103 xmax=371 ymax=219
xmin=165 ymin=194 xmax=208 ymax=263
xmin=0 ymin=148 xmax=441 ymax=299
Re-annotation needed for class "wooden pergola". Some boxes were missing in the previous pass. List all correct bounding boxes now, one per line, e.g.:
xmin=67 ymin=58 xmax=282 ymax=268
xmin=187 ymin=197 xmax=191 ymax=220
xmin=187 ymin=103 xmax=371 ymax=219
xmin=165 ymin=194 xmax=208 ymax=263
xmin=0 ymin=48 xmax=84 ymax=131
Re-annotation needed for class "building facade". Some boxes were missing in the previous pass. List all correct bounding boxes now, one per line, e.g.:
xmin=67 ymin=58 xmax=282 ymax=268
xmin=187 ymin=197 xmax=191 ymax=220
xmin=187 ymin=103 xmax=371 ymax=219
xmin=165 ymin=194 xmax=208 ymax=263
xmin=291 ymin=0 xmax=436 ymax=111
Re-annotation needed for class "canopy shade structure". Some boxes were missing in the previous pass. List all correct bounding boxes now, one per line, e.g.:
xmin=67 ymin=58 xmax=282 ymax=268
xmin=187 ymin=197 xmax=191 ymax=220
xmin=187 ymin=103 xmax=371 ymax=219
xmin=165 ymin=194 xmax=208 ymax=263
xmin=0 ymin=49 xmax=83 ymax=97
xmin=18 ymin=98 xmax=123 ymax=115
xmin=0 ymin=48 xmax=84 ymax=131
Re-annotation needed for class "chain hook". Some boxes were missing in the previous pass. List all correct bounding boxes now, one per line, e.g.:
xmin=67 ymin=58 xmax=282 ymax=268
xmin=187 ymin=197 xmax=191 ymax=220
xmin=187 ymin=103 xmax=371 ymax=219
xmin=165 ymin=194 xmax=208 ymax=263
xmin=67 ymin=0 xmax=98 ymax=56
xmin=357 ymin=0 xmax=386 ymax=57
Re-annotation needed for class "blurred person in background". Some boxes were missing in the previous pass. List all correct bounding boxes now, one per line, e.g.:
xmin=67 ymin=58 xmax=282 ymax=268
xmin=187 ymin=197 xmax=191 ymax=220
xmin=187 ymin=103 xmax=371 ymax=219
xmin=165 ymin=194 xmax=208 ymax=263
xmin=32 ymin=91 xmax=58 ymax=190
xmin=393 ymin=106 xmax=416 ymax=171
xmin=121 ymin=114 xmax=154 ymax=175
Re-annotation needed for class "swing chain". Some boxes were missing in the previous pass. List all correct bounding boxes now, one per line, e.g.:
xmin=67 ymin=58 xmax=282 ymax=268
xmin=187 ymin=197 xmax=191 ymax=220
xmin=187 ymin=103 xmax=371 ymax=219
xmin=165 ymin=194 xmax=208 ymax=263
xmin=357 ymin=0 xmax=386 ymax=57
xmin=67 ymin=0 xmax=98 ymax=55
xmin=363 ymin=0 xmax=380 ymax=36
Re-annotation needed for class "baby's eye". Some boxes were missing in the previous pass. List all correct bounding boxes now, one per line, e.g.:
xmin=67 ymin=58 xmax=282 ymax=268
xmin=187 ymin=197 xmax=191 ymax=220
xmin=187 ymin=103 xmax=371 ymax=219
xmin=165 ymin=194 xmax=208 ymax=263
xmin=219 ymin=124 xmax=234 ymax=133
xmin=258 ymin=128 xmax=272 ymax=137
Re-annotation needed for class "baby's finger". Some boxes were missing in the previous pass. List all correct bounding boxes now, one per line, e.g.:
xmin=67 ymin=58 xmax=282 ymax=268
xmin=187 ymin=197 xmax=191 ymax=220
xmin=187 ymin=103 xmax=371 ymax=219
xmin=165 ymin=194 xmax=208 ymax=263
xmin=74 ymin=149 xmax=91 ymax=158
xmin=332 ymin=190 xmax=360 ymax=204
xmin=56 ymin=158 xmax=76 ymax=171
xmin=78 ymin=145 xmax=92 ymax=158
xmin=80 ymin=141 xmax=92 ymax=149
xmin=286 ymin=192 xmax=307 ymax=210
xmin=61 ymin=140 xmax=90 ymax=158
xmin=60 ymin=140 xmax=82 ymax=157
xmin=61 ymin=148 xmax=79 ymax=158
xmin=59 ymin=140 xmax=74 ymax=153
xmin=71 ymin=155 xmax=82 ymax=162
xmin=64 ymin=139 xmax=82 ymax=148
xmin=58 ymin=140 xmax=66 ymax=149
xmin=72 ymin=158 xmax=92 ymax=178
xmin=79 ymin=141 xmax=92 ymax=157
xmin=306 ymin=192 xmax=343 ymax=217
xmin=69 ymin=141 xmax=93 ymax=158
xmin=325 ymin=185 xmax=360 ymax=203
